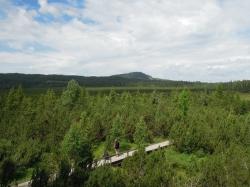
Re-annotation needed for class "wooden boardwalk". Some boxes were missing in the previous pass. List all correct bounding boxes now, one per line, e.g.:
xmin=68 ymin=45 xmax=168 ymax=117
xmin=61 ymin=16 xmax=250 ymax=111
xmin=93 ymin=140 xmax=171 ymax=167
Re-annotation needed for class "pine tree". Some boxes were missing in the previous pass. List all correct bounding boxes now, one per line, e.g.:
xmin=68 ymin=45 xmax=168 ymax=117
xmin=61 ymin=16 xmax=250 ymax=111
xmin=178 ymin=90 xmax=189 ymax=119
xmin=106 ymin=114 xmax=123 ymax=151
xmin=61 ymin=122 xmax=92 ymax=169
xmin=134 ymin=117 xmax=149 ymax=151
xmin=61 ymin=80 xmax=81 ymax=108
xmin=110 ymin=114 xmax=123 ymax=141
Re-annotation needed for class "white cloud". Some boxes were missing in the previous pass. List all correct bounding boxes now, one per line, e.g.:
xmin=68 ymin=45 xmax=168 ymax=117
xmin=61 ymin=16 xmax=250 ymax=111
xmin=0 ymin=0 xmax=250 ymax=82
xmin=38 ymin=0 xmax=59 ymax=15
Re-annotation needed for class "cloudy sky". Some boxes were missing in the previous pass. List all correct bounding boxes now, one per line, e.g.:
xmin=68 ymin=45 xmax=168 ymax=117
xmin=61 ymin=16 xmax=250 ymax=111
xmin=0 ymin=0 xmax=250 ymax=82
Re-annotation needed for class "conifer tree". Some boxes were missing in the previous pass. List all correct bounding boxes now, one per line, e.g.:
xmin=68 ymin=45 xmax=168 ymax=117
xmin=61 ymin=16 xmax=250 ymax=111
xmin=134 ymin=117 xmax=149 ymax=151
xmin=61 ymin=80 xmax=81 ymax=108
xmin=61 ymin=122 xmax=92 ymax=169
xmin=178 ymin=90 xmax=189 ymax=119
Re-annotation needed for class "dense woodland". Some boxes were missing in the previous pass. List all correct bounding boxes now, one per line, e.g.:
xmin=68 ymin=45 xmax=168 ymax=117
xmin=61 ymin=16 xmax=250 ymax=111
xmin=0 ymin=80 xmax=250 ymax=187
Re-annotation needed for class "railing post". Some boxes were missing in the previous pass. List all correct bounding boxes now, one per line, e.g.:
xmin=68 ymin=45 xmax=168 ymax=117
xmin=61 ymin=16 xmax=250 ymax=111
xmin=93 ymin=160 xmax=97 ymax=167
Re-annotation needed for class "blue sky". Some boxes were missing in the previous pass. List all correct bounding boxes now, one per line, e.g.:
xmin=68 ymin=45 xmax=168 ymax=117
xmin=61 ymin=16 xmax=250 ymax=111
xmin=0 ymin=0 xmax=250 ymax=82
xmin=11 ymin=0 xmax=84 ymax=9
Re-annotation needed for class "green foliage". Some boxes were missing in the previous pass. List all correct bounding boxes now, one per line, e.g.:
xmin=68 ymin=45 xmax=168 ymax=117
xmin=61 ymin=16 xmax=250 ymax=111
xmin=133 ymin=117 xmax=149 ymax=150
xmin=61 ymin=123 xmax=92 ymax=168
xmin=105 ymin=114 xmax=123 ymax=151
xmin=30 ymin=153 xmax=58 ymax=187
xmin=85 ymin=167 xmax=125 ymax=187
xmin=170 ymin=113 xmax=214 ymax=154
xmin=200 ymin=154 xmax=227 ymax=187
xmin=31 ymin=167 xmax=49 ymax=187
xmin=178 ymin=89 xmax=189 ymax=118
xmin=61 ymin=80 xmax=81 ymax=107
xmin=200 ymin=145 xmax=250 ymax=187
xmin=224 ymin=145 xmax=250 ymax=187
xmin=52 ymin=159 xmax=71 ymax=186
xmin=122 ymin=150 xmax=176 ymax=186
xmin=0 ymin=80 xmax=250 ymax=186
xmin=0 ymin=159 xmax=16 ymax=187
xmin=110 ymin=114 xmax=123 ymax=140
xmin=14 ymin=140 xmax=44 ymax=167
xmin=122 ymin=151 xmax=147 ymax=186
xmin=0 ymin=139 xmax=12 ymax=162
xmin=4 ymin=86 xmax=24 ymax=111
xmin=67 ymin=167 xmax=89 ymax=187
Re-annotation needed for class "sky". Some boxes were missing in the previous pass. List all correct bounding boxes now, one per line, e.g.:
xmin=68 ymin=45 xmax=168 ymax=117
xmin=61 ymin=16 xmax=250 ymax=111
xmin=0 ymin=0 xmax=250 ymax=82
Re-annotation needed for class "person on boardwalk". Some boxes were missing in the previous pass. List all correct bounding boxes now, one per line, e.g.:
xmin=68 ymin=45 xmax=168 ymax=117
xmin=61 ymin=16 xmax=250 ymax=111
xmin=114 ymin=138 xmax=120 ymax=156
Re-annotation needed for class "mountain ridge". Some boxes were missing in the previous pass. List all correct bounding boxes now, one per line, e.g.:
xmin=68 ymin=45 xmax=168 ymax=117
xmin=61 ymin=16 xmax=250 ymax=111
xmin=0 ymin=72 xmax=250 ymax=92
xmin=111 ymin=72 xmax=153 ymax=80
xmin=0 ymin=72 xmax=196 ymax=89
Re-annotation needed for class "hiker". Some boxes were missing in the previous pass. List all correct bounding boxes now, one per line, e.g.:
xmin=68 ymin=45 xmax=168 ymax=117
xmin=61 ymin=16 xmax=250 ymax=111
xmin=114 ymin=138 xmax=120 ymax=156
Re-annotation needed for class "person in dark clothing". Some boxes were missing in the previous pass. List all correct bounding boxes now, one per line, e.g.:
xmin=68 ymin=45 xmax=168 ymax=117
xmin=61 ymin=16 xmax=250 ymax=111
xmin=114 ymin=138 xmax=120 ymax=156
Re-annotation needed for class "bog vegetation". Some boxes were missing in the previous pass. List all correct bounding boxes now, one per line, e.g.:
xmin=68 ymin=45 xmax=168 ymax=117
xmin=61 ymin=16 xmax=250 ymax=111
xmin=0 ymin=80 xmax=250 ymax=186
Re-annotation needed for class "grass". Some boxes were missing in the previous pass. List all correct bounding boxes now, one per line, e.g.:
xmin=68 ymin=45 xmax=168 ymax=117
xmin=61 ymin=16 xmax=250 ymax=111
xmin=119 ymin=140 xmax=137 ymax=152
xmin=163 ymin=148 xmax=208 ymax=180
xmin=153 ymin=136 xmax=166 ymax=143
xmin=93 ymin=142 xmax=106 ymax=159
xmin=165 ymin=148 xmax=206 ymax=168
xmin=239 ymin=92 xmax=250 ymax=101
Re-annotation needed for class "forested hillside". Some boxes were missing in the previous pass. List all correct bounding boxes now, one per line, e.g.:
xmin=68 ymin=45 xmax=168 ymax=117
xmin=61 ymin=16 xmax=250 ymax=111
xmin=0 ymin=73 xmax=206 ymax=90
xmin=1 ymin=73 xmax=250 ymax=92
xmin=0 ymin=80 xmax=249 ymax=186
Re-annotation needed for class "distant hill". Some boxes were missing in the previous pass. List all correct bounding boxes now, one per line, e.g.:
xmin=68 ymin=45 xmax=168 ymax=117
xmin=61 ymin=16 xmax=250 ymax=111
xmin=111 ymin=72 xmax=153 ymax=80
xmin=0 ymin=72 xmax=199 ymax=90
xmin=0 ymin=72 xmax=249 ymax=92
